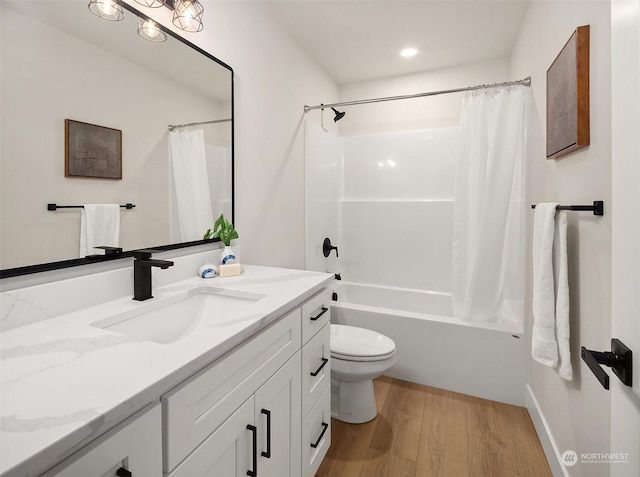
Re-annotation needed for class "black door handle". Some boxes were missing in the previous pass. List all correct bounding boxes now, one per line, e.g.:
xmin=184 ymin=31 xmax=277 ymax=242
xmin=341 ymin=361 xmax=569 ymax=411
xmin=246 ymin=424 xmax=257 ymax=476
xmin=261 ymin=409 xmax=271 ymax=458
xmin=116 ymin=469 xmax=132 ymax=477
xmin=581 ymin=338 xmax=632 ymax=390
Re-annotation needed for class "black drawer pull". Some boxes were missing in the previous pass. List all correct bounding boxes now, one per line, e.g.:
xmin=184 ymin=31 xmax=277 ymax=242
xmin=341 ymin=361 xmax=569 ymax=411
xmin=116 ymin=469 xmax=132 ymax=477
xmin=310 ymin=306 xmax=328 ymax=321
xmin=261 ymin=409 xmax=271 ymax=458
xmin=310 ymin=422 xmax=329 ymax=448
xmin=310 ymin=358 xmax=329 ymax=377
xmin=247 ymin=424 xmax=257 ymax=477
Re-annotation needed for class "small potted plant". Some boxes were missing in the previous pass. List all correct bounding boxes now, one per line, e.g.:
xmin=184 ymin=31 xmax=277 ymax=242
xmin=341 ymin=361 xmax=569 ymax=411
xmin=204 ymin=214 xmax=238 ymax=264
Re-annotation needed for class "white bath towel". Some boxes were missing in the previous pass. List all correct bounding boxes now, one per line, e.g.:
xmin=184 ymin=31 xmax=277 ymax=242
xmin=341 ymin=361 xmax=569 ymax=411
xmin=79 ymin=204 xmax=120 ymax=257
xmin=531 ymin=203 xmax=572 ymax=380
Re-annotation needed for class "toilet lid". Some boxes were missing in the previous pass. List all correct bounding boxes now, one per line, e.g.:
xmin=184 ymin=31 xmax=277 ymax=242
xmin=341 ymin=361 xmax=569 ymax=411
xmin=330 ymin=324 xmax=396 ymax=362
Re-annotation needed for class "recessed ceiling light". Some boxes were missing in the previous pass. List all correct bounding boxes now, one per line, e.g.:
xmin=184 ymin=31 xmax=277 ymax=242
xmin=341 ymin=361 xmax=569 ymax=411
xmin=400 ymin=48 xmax=418 ymax=58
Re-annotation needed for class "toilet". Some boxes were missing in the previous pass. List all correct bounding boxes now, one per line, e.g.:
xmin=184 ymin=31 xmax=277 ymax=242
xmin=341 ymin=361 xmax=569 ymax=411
xmin=330 ymin=324 xmax=396 ymax=424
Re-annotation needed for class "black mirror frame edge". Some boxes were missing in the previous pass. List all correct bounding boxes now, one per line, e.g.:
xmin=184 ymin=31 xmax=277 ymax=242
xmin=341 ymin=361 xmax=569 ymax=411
xmin=0 ymin=2 xmax=234 ymax=280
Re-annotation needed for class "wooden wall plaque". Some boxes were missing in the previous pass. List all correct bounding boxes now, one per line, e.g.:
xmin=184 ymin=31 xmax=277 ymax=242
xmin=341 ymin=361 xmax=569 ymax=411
xmin=546 ymin=25 xmax=590 ymax=159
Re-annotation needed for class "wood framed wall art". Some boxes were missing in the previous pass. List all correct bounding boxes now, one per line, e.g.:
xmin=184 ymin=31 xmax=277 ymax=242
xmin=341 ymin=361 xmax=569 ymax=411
xmin=546 ymin=25 xmax=590 ymax=159
xmin=65 ymin=119 xmax=122 ymax=179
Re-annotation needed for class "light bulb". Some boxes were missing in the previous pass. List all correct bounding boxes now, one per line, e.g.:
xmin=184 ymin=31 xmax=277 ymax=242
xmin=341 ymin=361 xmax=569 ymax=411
xmin=143 ymin=20 xmax=160 ymax=38
xmin=182 ymin=1 xmax=195 ymax=27
xmin=89 ymin=0 xmax=124 ymax=21
xmin=98 ymin=0 xmax=116 ymax=16
xmin=172 ymin=0 xmax=204 ymax=32
xmin=137 ymin=17 xmax=166 ymax=41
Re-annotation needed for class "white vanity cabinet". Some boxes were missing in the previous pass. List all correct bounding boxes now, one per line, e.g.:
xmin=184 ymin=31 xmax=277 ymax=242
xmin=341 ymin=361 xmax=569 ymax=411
xmin=163 ymin=288 xmax=332 ymax=477
xmin=42 ymin=404 xmax=162 ymax=477
xmin=300 ymin=290 xmax=332 ymax=477
xmin=162 ymin=306 xmax=304 ymax=476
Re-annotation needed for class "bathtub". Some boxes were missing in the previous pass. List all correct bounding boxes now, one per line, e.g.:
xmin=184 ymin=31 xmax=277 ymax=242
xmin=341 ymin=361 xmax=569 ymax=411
xmin=330 ymin=282 xmax=527 ymax=406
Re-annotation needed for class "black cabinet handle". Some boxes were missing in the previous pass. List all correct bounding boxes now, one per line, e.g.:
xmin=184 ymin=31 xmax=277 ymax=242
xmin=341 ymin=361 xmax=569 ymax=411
xmin=261 ymin=409 xmax=271 ymax=458
xmin=116 ymin=469 xmax=132 ymax=477
xmin=246 ymin=424 xmax=257 ymax=477
xmin=310 ymin=358 xmax=329 ymax=377
xmin=310 ymin=306 xmax=328 ymax=322
xmin=310 ymin=422 xmax=329 ymax=448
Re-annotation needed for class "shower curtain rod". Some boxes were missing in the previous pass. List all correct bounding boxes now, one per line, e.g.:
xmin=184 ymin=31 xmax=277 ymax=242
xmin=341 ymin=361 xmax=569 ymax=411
xmin=168 ymin=118 xmax=232 ymax=131
xmin=303 ymin=76 xmax=531 ymax=113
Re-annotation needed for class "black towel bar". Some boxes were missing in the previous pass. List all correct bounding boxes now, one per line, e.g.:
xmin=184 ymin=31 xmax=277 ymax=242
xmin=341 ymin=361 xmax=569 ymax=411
xmin=47 ymin=203 xmax=135 ymax=211
xmin=530 ymin=200 xmax=603 ymax=216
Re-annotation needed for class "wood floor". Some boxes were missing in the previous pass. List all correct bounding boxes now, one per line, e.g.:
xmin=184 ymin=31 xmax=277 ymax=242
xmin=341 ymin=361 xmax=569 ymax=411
xmin=316 ymin=376 xmax=551 ymax=477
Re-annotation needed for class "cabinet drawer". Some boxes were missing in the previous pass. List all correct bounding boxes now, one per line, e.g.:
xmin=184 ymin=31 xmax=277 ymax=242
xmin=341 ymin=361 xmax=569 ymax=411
xmin=301 ymin=289 xmax=331 ymax=344
xmin=302 ymin=323 xmax=330 ymax=418
xmin=43 ymin=404 xmax=162 ymax=477
xmin=162 ymin=308 xmax=302 ymax=472
xmin=302 ymin=386 xmax=331 ymax=477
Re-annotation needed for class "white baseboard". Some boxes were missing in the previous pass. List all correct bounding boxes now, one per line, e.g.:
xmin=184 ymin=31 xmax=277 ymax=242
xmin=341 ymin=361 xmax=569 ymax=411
xmin=525 ymin=384 xmax=568 ymax=477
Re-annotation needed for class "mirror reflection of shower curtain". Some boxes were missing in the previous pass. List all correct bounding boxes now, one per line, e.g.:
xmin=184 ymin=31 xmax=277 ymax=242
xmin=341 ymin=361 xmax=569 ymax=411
xmin=169 ymin=129 xmax=214 ymax=242
xmin=452 ymin=87 xmax=529 ymax=325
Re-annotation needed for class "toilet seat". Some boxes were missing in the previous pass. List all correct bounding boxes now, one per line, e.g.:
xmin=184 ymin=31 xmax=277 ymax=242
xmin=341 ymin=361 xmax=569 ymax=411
xmin=330 ymin=324 xmax=396 ymax=362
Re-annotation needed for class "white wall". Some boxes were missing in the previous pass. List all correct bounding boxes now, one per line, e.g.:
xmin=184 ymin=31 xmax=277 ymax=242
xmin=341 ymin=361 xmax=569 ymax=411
xmin=337 ymin=58 xmax=511 ymax=136
xmin=511 ymin=2 xmax=612 ymax=476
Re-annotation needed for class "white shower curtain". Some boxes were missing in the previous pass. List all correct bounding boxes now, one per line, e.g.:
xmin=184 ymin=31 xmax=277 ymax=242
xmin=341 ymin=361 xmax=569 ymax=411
xmin=169 ymin=129 xmax=214 ymax=242
xmin=452 ymin=87 xmax=529 ymax=325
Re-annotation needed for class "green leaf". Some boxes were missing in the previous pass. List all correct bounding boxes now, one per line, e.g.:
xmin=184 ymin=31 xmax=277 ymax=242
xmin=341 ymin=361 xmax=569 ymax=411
xmin=213 ymin=214 xmax=225 ymax=234
xmin=206 ymin=213 xmax=237 ymax=246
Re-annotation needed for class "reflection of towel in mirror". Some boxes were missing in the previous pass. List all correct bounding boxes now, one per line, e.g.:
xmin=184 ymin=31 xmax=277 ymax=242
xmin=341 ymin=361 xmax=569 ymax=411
xmin=80 ymin=204 xmax=120 ymax=257
xmin=531 ymin=203 xmax=572 ymax=381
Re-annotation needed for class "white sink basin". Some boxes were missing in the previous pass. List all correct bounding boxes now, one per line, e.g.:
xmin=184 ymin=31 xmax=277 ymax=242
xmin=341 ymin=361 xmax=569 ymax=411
xmin=91 ymin=286 xmax=265 ymax=344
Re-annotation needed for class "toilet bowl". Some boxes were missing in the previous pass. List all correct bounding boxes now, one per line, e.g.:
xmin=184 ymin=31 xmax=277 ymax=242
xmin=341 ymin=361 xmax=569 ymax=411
xmin=330 ymin=324 xmax=396 ymax=424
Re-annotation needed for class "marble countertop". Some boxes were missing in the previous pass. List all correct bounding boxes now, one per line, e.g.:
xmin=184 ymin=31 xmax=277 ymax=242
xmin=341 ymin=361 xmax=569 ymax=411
xmin=0 ymin=265 xmax=333 ymax=477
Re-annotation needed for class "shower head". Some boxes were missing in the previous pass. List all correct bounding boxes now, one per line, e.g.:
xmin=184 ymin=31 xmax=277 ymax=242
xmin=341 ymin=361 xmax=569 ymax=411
xmin=331 ymin=107 xmax=346 ymax=122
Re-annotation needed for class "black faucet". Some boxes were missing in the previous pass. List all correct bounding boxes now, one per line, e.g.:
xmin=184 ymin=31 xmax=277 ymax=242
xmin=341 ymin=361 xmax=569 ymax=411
xmin=133 ymin=250 xmax=174 ymax=301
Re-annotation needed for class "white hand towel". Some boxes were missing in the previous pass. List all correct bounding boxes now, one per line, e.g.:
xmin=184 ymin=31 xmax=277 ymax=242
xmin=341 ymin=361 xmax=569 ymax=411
xmin=531 ymin=203 xmax=572 ymax=380
xmin=79 ymin=204 xmax=120 ymax=257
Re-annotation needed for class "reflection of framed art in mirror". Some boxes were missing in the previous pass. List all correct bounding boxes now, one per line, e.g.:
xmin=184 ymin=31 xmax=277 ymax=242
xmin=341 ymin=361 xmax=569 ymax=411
xmin=65 ymin=119 xmax=122 ymax=180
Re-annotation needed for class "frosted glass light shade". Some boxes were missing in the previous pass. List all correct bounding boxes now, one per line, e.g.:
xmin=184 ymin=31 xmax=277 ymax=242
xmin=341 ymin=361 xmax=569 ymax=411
xmin=88 ymin=0 xmax=125 ymax=21
xmin=172 ymin=0 xmax=204 ymax=32
xmin=137 ymin=17 xmax=167 ymax=42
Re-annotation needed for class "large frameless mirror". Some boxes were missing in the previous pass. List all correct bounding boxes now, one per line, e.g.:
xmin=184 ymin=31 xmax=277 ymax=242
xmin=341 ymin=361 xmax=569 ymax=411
xmin=0 ymin=0 xmax=233 ymax=277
